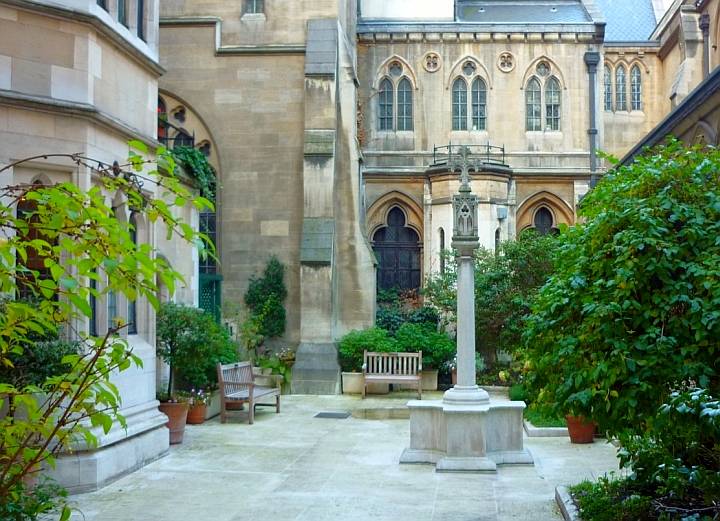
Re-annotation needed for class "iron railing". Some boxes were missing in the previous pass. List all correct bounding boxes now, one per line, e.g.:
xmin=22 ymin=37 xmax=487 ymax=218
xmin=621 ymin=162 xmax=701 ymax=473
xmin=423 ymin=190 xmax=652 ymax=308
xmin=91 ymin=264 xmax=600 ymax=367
xmin=158 ymin=119 xmax=195 ymax=149
xmin=432 ymin=143 xmax=507 ymax=167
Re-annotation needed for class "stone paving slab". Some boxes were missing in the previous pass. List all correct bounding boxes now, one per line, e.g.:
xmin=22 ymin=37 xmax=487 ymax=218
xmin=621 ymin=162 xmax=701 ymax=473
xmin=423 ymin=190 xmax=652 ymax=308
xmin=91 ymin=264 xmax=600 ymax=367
xmin=65 ymin=394 xmax=619 ymax=521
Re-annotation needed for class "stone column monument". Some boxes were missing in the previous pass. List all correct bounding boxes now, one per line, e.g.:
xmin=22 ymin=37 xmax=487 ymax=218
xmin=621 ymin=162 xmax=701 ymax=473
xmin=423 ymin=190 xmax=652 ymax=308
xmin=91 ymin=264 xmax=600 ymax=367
xmin=400 ymin=146 xmax=533 ymax=472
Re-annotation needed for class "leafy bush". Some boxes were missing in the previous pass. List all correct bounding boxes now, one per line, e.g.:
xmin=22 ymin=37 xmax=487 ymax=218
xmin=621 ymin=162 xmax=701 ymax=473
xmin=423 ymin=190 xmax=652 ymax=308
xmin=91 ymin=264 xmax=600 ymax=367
xmin=425 ymin=231 xmax=558 ymax=365
xmin=524 ymin=141 xmax=720 ymax=435
xmin=1 ymin=479 xmax=70 ymax=521
xmin=571 ymin=476 xmax=654 ymax=521
xmin=618 ymin=388 xmax=720 ymax=508
xmin=509 ymin=383 xmax=527 ymax=401
xmin=157 ymin=303 xmax=238 ymax=394
xmin=0 ymin=340 xmax=80 ymax=388
xmin=244 ymin=257 xmax=287 ymax=338
xmin=394 ymin=323 xmax=455 ymax=370
xmin=171 ymin=146 xmax=216 ymax=199
xmin=338 ymin=328 xmax=398 ymax=372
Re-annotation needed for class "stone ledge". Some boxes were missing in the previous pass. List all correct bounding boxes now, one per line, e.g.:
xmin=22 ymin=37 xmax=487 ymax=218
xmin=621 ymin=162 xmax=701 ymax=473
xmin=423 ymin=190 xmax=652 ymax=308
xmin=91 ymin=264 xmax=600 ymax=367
xmin=556 ymin=485 xmax=582 ymax=521
xmin=523 ymin=419 xmax=569 ymax=437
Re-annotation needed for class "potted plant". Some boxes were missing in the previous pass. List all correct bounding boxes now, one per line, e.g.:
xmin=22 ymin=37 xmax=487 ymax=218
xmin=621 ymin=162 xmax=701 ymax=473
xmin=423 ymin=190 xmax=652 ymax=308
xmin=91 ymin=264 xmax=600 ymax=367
xmin=338 ymin=327 xmax=397 ymax=394
xmin=156 ymin=392 xmax=189 ymax=444
xmin=157 ymin=303 xmax=238 ymax=437
xmin=186 ymin=388 xmax=211 ymax=425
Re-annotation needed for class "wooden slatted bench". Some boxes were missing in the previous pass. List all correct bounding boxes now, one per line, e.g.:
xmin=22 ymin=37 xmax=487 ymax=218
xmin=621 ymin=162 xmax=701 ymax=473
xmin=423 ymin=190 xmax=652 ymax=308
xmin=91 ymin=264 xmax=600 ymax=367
xmin=362 ymin=350 xmax=422 ymax=399
xmin=216 ymin=361 xmax=280 ymax=424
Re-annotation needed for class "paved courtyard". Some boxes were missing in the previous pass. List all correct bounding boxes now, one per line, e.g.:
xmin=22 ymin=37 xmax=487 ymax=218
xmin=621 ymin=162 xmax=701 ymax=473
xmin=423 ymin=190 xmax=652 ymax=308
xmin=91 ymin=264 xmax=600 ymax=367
xmin=68 ymin=392 xmax=620 ymax=521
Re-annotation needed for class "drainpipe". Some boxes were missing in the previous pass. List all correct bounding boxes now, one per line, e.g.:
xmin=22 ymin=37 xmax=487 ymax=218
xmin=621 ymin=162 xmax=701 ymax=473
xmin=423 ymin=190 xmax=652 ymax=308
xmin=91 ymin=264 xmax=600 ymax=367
xmin=584 ymin=51 xmax=600 ymax=188
xmin=700 ymin=14 xmax=711 ymax=78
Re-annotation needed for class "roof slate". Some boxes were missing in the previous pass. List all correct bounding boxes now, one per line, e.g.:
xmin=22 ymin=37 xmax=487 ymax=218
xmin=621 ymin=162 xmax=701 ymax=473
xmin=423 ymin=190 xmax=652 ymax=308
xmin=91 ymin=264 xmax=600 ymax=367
xmin=593 ymin=0 xmax=657 ymax=41
xmin=457 ymin=0 xmax=592 ymax=24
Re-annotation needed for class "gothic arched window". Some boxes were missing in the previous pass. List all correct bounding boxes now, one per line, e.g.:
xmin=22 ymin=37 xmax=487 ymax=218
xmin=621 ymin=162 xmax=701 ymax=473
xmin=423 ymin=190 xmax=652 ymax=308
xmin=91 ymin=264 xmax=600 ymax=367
xmin=452 ymin=78 xmax=468 ymax=131
xmin=533 ymin=207 xmax=554 ymax=235
xmin=604 ymin=65 xmax=613 ymax=111
xmin=397 ymin=78 xmax=413 ymax=131
xmin=615 ymin=65 xmax=627 ymax=111
xmin=526 ymin=78 xmax=542 ymax=131
xmin=378 ymin=78 xmax=394 ymax=131
xmin=471 ymin=78 xmax=487 ymax=131
xmin=372 ymin=207 xmax=421 ymax=291
xmin=631 ymin=65 xmax=642 ymax=111
xmin=545 ymin=77 xmax=561 ymax=131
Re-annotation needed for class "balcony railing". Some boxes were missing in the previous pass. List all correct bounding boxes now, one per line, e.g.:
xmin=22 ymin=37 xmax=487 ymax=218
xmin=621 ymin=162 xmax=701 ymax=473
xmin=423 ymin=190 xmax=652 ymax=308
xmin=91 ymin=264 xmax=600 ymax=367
xmin=158 ymin=119 xmax=195 ymax=149
xmin=432 ymin=143 xmax=507 ymax=167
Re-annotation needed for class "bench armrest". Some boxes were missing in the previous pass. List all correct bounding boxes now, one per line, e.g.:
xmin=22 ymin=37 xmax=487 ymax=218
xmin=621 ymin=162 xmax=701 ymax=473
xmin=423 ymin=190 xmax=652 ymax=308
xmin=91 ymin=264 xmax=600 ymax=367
xmin=361 ymin=363 xmax=367 ymax=375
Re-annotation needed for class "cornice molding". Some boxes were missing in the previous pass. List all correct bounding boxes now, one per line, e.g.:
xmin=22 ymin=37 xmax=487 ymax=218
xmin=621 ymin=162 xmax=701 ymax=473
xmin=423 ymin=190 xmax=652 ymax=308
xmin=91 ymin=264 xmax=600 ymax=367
xmin=160 ymin=17 xmax=306 ymax=55
xmin=0 ymin=0 xmax=164 ymax=76
xmin=0 ymin=89 xmax=158 ymax=147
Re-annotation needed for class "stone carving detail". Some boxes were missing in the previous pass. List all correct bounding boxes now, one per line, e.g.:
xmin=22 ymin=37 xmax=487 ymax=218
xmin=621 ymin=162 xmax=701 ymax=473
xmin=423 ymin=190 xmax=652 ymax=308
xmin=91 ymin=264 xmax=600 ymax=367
xmin=536 ymin=61 xmax=551 ymax=77
xmin=498 ymin=52 xmax=515 ymax=73
xmin=423 ymin=52 xmax=441 ymax=73
xmin=462 ymin=61 xmax=477 ymax=76
xmin=389 ymin=61 xmax=403 ymax=77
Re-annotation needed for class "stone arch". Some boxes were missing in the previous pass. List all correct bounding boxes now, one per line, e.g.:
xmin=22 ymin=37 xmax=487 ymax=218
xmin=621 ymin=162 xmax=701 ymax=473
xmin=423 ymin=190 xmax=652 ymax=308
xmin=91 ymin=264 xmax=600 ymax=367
xmin=374 ymin=55 xmax=418 ymax=90
xmin=516 ymin=191 xmax=574 ymax=233
xmin=29 ymin=173 xmax=52 ymax=186
xmin=445 ymin=55 xmax=493 ymax=90
xmin=371 ymin=206 xmax=422 ymax=292
xmin=366 ymin=191 xmax=423 ymax=238
xmin=693 ymin=120 xmax=718 ymax=145
xmin=521 ymin=56 xmax=566 ymax=90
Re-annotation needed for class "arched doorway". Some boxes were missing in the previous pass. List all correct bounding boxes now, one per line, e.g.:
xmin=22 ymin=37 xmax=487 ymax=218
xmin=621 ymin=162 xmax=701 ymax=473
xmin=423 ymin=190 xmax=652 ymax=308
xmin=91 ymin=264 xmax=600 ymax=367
xmin=372 ymin=207 xmax=421 ymax=291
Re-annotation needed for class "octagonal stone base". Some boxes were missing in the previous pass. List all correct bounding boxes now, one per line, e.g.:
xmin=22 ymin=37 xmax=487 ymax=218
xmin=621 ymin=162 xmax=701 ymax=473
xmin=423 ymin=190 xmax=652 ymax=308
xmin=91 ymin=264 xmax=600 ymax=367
xmin=400 ymin=399 xmax=533 ymax=472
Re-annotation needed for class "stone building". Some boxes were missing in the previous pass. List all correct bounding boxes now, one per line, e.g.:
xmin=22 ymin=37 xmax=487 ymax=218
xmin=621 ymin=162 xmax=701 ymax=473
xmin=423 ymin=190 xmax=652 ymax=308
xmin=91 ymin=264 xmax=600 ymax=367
xmin=0 ymin=0 xmax=200 ymax=492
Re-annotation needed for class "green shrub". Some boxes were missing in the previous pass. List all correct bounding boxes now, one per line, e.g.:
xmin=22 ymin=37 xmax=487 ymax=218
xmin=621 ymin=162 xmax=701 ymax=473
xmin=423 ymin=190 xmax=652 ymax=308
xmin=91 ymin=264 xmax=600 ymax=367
xmin=570 ymin=476 xmax=654 ymax=521
xmin=245 ymin=257 xmax=287 ymax=338
xmin=509 ymin=383 xmax=527 ymax=401
xmin=338 ymin=328 xmax=398 ymax=372
xmin=0 ymin=340 xmax=80 ymax=389
xmin=524 ymin=140 xmax=720 ymax=435
xmin=1 ymin=479 xmax=69 ymax=521
xmin=394 ymin=323 xmax=455 ymax=371
xmin=157 ymin=303 xmax=238 ymax=394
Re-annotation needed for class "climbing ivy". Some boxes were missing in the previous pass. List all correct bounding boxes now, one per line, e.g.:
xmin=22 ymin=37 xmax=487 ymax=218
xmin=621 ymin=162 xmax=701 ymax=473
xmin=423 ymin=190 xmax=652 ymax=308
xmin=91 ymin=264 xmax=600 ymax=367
xmin=244 ymin=257 xmax=287 ymax=338
xmin=171 ymin=146 xmax=216 ymax=200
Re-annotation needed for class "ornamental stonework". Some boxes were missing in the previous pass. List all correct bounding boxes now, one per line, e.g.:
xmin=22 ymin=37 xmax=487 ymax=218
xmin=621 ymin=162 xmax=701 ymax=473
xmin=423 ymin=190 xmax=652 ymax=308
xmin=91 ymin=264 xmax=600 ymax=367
xmin=423 ymin=52 xmax=441 ymax=73
xmin=498 ymin=52 xmax=515 ymax=73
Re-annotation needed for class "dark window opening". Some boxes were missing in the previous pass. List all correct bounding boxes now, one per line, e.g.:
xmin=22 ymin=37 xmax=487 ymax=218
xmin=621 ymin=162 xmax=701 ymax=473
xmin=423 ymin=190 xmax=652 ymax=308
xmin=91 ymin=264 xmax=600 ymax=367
xmin=244 ymin=0 xmax=265 ymax=14
xmin=199 ymin=211 xmax=217 ymax=275
xmin=373 ymin=207 xmax=421 ymax=292
xmin=118 ymin=0 xmax=128 ymax=27
xmin=137 ymin=0 xmax=145 ymax=40
xmin=533 ymin=207 xmax=554 ymax=236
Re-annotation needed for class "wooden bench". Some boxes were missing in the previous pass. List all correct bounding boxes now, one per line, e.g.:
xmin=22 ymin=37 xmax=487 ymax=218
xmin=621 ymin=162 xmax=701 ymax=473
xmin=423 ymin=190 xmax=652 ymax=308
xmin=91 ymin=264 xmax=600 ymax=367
xmin=362 ymin=351 xmax=422 ymax=399
xmin=216 ymin=362 xmax=280 ymax=424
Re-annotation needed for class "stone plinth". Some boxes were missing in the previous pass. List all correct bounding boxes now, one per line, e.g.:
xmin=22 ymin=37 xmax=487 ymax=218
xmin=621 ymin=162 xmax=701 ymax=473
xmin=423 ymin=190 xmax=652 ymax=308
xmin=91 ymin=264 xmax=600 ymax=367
xmin=291 ymin=342 xmax=341 ymax=395
xmin=400 ymin=399 xmax=533 ymax=472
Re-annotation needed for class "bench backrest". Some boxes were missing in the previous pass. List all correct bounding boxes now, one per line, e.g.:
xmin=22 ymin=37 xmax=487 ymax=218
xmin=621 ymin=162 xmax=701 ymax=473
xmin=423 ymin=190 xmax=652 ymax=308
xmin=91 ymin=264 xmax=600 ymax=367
xmin=217 ymin=362 xmax=254 ymax=396
xmin=363 ymin=351 xmax=422 ymax=376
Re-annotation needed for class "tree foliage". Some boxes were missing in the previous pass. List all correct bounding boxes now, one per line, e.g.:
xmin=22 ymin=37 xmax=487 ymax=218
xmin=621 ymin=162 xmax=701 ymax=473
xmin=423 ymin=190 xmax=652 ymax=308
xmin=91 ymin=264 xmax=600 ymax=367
xmin=171 ymin=146 xmax=216 ymax=200
xmin=244 ymin=256 xmax=287 ymax=338
xmin=156 ymin=302 xmax=238 ymax=394
xmin=424 ymin=231 xmax=559 ymax=363
xmin=0 ymin=144 xmax=212 ymax=515
xmin=523 ymin=140 xmax=720 ymax=436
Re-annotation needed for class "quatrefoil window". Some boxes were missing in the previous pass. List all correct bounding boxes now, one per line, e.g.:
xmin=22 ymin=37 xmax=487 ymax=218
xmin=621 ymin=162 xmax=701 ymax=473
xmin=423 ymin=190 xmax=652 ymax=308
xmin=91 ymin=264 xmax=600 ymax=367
xmin=389 ymin=61 xmax=403 ymax=77
xmin=498 ymin=52 xmax=515 ymax=73
xmin=536 ymin=61 xmax=551 ymax=77
xmin=424 ymin=52 xmax=441 ymax=73
xmin=462 ymin=61 xmax=477 ymax=76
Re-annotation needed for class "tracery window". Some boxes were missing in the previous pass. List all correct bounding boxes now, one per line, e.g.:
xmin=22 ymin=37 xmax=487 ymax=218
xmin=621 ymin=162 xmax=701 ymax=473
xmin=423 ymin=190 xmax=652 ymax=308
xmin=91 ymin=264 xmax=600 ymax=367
xmin=631 ymin=65 xmax=642 ymax=111
xmin=533 ymin=207 xmax=555 ymax=236
xmin=526 ymin=73 xmax=562 ymax=132
xmin=615 ymin=65 xmax=627 ymax=111
xmin=451 ymin=61 xmax=488 ymax=131
xmin=372 ymin=207 xmax=421 ymax=291
xmin=545 ymin=77 xmax=561 ymax=131
xmin=452 ymin=78 xmax=468 ymax=131
xmin=471 ymin=78 xmax=487 ymax=131
xmin=604 ymin=65 xmax=613 ymax=111
xmin=397 ymin=78 xmax=413 ymax=131
xmin=377 ymin=63 xmax=414 ymax=132
xmin=525 ymin=78 xmax=542 ymax=131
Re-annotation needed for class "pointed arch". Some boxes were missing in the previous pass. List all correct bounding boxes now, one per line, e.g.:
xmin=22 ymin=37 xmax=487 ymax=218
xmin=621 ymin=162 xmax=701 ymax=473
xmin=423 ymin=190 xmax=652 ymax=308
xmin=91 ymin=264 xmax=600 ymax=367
xmin=521 ymin=56 xmax=566 ymax=90
xmin=445 ymin=55 xmax=493 ymax=90
xmin=374 ymin=55 xmax=418 ymax=90
xmin=603 ymin=63 xmax=613 ymax=111
xmin=516 ymin=191 xmax=575 ymax=233
xmin=692 ymin=120 xmax=718 ymax=146
xmin=452 ymin=77 xmax=468 ymax=131
xmin=471 ymin=77 xmax=487 ymax=131
xmin=545 ymin=76 xmax=561 ymax=131
xmin=378 ymin=77 xmax=394 ymax=131
xmin=366 ymin=191 xmax=424 ymax=239
xmin=397 ymin=77 xmax=413 ymax=131
xmin=630 ymin=64 xmax=642 ymax=111
xmin=525 ymin=77 xmax=542 ymax=131
xmin=615 ymin=65 xmax=627 ymax=111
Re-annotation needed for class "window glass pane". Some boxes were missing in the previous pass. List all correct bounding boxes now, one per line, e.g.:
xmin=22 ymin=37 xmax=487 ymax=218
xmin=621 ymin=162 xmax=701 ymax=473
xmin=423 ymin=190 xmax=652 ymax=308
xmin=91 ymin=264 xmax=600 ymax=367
xmin=378 ymin=78 xmax=394 ymax=131
xmin=97 ymin=0 xmax=107 ymax=10
xmin=397 ymin=78 xmax=413 ymax=131
xmin=452 ymin=78 xmax=468 ymax=131
xmin=545 ymin=77 xmax=561 ymax=131
xmin=107 ymin=288 xmax=117 ymax=331
xmin=616 ymin=66 xmax=627 ymax=111
xmin=118 ymin=0 xmax=127 ymax=27
xmin=534 ymin=207 xmax=554 ymax=235
xmin=471 ymin=78 xmax=487 ymax=131
xmin=631 ymin=65 xmax=642 ymax=111
xmin=604 ymin=65 xmax=613 ymax=111
xmin=137 ymin=0 xmax=145 ymax=40
xmin=526 ymin=78 xmax=541 ymax=131
xmin=245 ymin=0 xmax=264 ymax=13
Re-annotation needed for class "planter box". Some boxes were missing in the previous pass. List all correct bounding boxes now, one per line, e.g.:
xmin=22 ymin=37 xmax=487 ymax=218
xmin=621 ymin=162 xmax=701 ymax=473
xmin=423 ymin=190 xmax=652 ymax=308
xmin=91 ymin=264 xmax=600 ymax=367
xmin=341 ymin=372 xmax=389 ymax=394
xmin=398 ymin=370 xmax=438 ymax=391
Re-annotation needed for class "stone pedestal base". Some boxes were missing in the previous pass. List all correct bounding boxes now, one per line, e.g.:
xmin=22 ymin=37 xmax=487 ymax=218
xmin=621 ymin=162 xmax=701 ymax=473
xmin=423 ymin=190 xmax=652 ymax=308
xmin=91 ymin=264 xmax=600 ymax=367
xmin=400 ymin=399 xmax=533 ymax=472
xmin=291 ymin=342 xmax=340 ymax=395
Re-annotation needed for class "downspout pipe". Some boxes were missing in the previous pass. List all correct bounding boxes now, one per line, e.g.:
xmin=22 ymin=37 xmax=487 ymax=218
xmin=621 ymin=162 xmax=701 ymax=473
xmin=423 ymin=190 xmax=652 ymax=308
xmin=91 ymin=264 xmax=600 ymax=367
xmin=700 ymin=13 xmax=711 ymax=79
xmin=584 ymin=51 xmax=601 ymax=188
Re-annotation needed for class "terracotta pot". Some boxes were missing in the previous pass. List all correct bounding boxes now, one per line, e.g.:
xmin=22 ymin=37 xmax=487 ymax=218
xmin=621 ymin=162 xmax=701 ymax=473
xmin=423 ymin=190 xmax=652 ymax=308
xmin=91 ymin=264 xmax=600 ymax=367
xmin=565 ymin=415 xmax=595 ymax=444
xmin=158 ymin=401 xmax=189 ymax=444
xmin=186 ymin=403 xmax=207 ymax=425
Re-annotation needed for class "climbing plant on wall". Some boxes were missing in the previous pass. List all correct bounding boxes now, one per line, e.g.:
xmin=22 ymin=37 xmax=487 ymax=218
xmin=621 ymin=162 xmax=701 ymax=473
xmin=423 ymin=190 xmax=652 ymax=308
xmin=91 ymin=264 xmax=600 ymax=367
xmin=171 ymin=146 xmax=216 ymax=200
xmin=244 ymin=256 xmax=287 ymax=338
